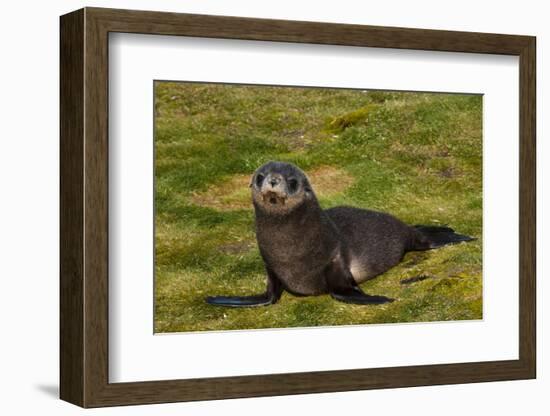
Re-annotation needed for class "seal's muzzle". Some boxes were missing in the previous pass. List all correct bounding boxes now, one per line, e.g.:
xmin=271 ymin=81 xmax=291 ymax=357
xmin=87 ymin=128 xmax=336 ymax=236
xmin=259 ymin=173 xmax=288 ymax=205
xmin=262 ymin=191 xmax=286 ymax=205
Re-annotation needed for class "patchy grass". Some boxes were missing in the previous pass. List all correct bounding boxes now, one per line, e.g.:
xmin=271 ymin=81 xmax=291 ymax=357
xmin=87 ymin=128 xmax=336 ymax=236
xmin=154 ymin=82 xmax=482 ymax=333
xmin=325 ymin=105 xmax=376 ymax=133
xmin=189 ymin=165 xmax=354 ymax=211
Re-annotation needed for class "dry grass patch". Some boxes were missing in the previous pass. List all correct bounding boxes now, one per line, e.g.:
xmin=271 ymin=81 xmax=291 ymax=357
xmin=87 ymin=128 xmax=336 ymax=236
xmin=189 ymin=174 xmax=252 ymax=211
xmin=308 ymin=166 xmax=355 ymax=199
xmin=189 ymin=166 xmax=355 ymax=211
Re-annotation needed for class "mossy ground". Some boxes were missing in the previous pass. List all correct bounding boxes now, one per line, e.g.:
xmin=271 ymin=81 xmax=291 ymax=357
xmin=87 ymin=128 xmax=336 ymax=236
xmin=154 ymin=82 xmax=482 ymax=333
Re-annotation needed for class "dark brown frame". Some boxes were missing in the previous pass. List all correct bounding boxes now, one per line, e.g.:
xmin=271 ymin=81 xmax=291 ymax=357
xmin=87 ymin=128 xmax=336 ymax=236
xmin=60 ymin=7 xmax=536 ymax=408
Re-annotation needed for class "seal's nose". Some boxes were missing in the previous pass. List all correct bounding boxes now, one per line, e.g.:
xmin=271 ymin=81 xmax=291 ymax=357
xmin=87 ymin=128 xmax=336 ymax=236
xmin=267 ymin=175 xmax=281 ymax=187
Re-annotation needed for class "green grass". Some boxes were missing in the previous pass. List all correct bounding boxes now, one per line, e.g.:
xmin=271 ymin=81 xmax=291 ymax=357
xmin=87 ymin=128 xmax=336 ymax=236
xmin=154 ymin=82 xmax=482 ymax=333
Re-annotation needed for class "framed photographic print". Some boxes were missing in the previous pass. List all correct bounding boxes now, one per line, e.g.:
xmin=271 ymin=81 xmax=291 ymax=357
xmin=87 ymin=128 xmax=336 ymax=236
xmin=60 ymin=7 xmax=536 ymax=408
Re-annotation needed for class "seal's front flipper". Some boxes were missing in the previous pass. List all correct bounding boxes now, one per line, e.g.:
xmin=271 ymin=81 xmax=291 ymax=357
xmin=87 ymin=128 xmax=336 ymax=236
xmin=325 ymin=255 xmax=394 ymax=305
xmin=206 ymin=294 xmax=276 ymax=307
xmin=206 ymin=266 xmax=283 ymax=307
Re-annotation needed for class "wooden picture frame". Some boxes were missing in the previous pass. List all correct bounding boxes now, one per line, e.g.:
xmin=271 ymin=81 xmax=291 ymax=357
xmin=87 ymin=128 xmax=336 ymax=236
xmin=60 ymin=7 xmax=536 ymax=408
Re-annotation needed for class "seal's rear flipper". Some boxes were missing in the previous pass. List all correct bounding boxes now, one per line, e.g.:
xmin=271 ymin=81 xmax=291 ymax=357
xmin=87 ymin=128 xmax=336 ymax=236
xmin=413 ymin=225 xmax=475 ymax=250
xmin=206 ymin=294 xmax=276 ymax=307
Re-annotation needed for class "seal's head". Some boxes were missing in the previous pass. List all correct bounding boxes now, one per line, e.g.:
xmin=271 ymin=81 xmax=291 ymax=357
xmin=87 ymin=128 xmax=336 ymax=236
xmin=251 ymin=161 xmax=314 ymax=215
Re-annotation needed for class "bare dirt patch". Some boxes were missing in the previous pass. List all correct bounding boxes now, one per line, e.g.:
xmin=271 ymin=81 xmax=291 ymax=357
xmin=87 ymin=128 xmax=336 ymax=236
xmin=189 ymin=166 xmax=354 ymax=211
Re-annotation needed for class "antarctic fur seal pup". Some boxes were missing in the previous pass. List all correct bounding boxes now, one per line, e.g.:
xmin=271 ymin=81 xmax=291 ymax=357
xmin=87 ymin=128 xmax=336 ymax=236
xmin=206 ymin=161 xmax=474 ymax=307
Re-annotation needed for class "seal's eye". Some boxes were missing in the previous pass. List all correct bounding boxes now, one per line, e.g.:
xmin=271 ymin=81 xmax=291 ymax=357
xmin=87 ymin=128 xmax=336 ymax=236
xmin=287 ymin=178 xmax=298 ymax=193
xmin=255 ymin=174 xmax=264 ymax=187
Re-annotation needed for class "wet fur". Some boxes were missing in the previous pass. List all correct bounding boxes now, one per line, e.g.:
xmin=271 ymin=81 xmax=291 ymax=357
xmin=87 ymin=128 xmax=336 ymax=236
xmin=206 ymin=161 xmax=474 ymax=307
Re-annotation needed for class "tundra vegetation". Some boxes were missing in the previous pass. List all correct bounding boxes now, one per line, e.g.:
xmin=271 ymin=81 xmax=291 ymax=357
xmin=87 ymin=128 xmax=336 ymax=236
xmin=154 ymin=82 xmax=482 ymax=333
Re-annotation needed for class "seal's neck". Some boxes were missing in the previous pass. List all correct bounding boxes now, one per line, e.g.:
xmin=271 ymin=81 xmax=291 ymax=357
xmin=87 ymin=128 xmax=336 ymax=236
xmin=254 ymin=197 xmax=323 ymax=228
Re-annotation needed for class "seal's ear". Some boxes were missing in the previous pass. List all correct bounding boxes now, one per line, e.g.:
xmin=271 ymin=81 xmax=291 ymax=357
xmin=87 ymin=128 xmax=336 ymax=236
xmin=304 ymin=186 xmax=313 ymax=198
